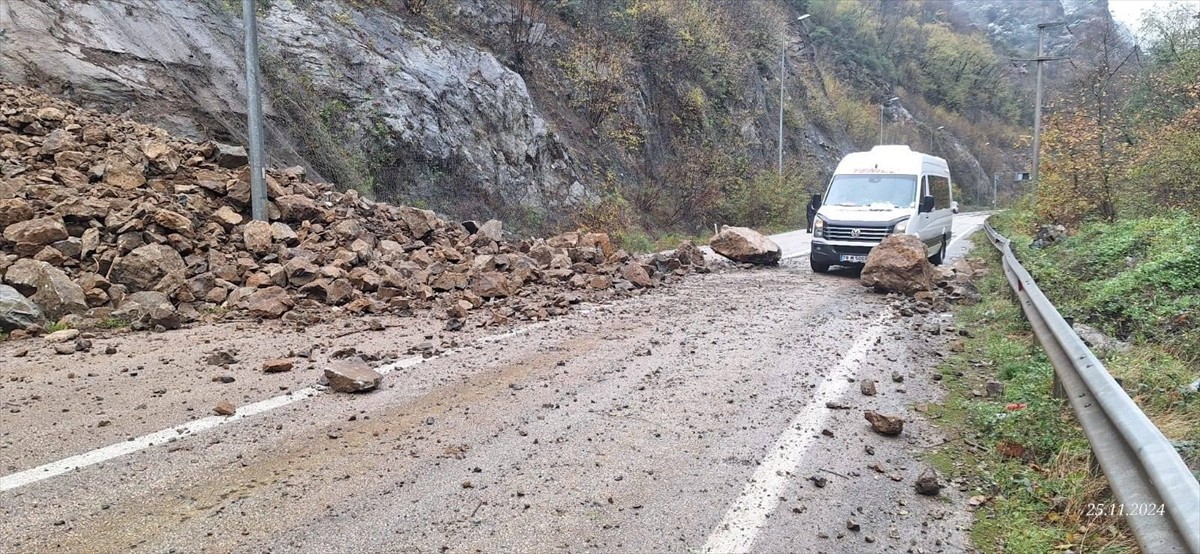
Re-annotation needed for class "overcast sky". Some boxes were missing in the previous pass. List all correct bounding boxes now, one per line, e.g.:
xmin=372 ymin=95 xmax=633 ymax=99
xmin=1108 ymin=0 xmax=1200 ymax=39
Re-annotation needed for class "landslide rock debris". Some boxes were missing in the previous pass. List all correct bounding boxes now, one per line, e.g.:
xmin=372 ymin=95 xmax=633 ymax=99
xmin=324 ymin=357 xmax=382 ymax=393
xmin=860 ymin=234 xmax=935 ymax=295
xmin=214 ymin=400 xmax=236 ymax=416
xmin=0 ymin=85 xmax=706 ymax=334
xmin=914 ymin=468 xmax=943 ymax=496
xmin=864 ymin=410 xmax=905 ymax=436
xmin=709 ymin=225 xmax=781 ymax=265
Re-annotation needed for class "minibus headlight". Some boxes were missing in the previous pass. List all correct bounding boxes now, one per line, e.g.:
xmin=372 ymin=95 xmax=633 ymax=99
xmin=893 ymin=218 xmax=909 ymax=234
xmin=813 ymin=217 xmax=826 ymax=237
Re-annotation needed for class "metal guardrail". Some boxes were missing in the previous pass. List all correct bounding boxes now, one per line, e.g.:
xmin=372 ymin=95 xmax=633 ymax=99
xmin=983 ymin=220 xmax=1200 ymax=554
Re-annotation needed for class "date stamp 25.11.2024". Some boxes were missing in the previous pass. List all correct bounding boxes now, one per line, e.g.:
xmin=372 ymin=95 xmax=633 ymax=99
xmin=1085 ymin=503 xmax=1166 ymax=517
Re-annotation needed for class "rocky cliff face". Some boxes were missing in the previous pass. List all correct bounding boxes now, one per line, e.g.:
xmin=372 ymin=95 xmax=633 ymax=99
xmin=2 ymin=0 xmax=1018 ymax=232
xmin=951 ymin=0 xmax=1113 ymax=55
xmin=1 ymin=0 xmax=579 ymax=228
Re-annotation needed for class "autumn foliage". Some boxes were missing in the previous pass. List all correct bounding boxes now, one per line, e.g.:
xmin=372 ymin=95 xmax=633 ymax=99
xmin=1037 ymin=6 xmax=1200 ymax=225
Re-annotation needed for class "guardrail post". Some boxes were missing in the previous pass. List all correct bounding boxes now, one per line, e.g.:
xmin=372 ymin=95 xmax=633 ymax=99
xmin=1088 ymin=447 xmax=1102 ymax=477
xmin=1052 ymin=371 xmax=1066 ymax=398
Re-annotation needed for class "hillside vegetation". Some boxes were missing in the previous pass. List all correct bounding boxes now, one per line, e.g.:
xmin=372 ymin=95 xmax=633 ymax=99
xmin=1 ymin=0 xmax=1043 ymax=243
xmin=509 ymin=0 xmax=1032 ymax=241
xmin=941 ymin=5 xmax=1200 ymax=551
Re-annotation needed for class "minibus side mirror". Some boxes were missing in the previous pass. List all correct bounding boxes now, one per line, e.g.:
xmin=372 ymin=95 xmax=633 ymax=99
xmin=810 ymin=194 xmax=821 ymax=208
xmin=919 ymin=195 xmax=935 ymax=213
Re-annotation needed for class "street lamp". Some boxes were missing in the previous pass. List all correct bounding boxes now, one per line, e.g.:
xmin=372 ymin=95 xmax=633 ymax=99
xmin=879 ymin=96 xmax=899 ymax=145
xmin=778 ymin=14 xmax=811 ymax=177
xmin=930 ymin=125 xmax=944 ymax=153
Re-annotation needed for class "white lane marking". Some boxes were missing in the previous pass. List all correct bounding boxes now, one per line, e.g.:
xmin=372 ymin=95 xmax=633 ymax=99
xmin=0 ymin=387 xmax=319 ymax=493
xmin=0 ymin=319 xmax=556 ymax=494
xmin=701 ymin=315 xmax=887 ymax=554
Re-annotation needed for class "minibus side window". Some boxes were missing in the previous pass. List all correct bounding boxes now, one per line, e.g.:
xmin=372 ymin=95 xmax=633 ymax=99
xmin=930 ymin=175 xmax=951 ymax=210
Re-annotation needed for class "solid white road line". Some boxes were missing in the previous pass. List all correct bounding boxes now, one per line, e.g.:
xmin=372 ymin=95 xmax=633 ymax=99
xmin=0 ymin=321 xmax=556 ymax=494
xmin=701 ymin=314 xmax=887 ymax=554
xmin=0 ymin=386 xmax=321 ymax=493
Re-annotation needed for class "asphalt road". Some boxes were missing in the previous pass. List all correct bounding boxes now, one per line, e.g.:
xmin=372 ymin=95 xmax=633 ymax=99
xmin=769 ymin=211 xmax=991 ymax=261
xmin=0 ymin=215 xmax=991 ymax=553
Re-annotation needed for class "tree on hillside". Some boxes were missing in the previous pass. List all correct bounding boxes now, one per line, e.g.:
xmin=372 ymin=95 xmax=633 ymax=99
xmin=1038 ymin=16 xmax=1138 ymax=224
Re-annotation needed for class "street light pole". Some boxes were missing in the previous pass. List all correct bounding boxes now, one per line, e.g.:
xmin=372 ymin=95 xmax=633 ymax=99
xmin=778 ymin=14 xmax=810 ymax=178
xmin=879 ymin=96 xmax=898 ymax=145
xmin=930 ymin=125 xmax=944 ymax=153
xmin=243 ymin=0 xmax=268 ymax=222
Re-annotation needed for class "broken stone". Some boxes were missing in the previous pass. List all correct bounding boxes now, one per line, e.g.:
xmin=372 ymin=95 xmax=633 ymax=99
xmin=324 ymin=357 xmax=382 ymax=393
xmin=43 ymin=328 xmax=80 ymax=343
xmin=0 ymin=199 xmax=36 ymax=229
xmin=109 ymin=244 xmax=187 ymax=292
xmin=214 ymin=401 xmax=237 ymax=416
xmin=914 ymin=468 xmax=942 ymax=496
xmin=112 ymin=291 xmax=181 ymax=330
xmin=243 ymin=220 xmax=274 ymax=255
xmin=619 ymin=262 xmax=653 ymax=288
xmin=860 ymin=234 xmax=935 ymax=295
xmin=243 ymin=286 xmax=293 ymax=318
xmin=709 ymin=226 xmax=781 ymax=264
xmin=262 ymin=358 xmax=294 ymax=373
xmin=864 ymin=410 xmax=904 ymax=436
xmin=0 ymin=284 xmax=45 ymax=331
xmin=860 ymin=379 xmax=877 ymax=396
xmin=211 ymin=142 xmax=248 ymax=168
xmin=3 ymin=216 xmax=68 ymax=247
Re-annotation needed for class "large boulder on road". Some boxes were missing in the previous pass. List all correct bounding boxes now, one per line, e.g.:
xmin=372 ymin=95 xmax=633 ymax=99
xmin=860 ymin=234 xmax=934 ymax=295
xmin=709 ymin=226 xmax=781 ymax=265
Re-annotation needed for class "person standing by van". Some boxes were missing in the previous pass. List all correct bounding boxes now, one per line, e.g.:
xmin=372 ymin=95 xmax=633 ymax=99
xmin=806 ymin=195 xmax=819 ymax=233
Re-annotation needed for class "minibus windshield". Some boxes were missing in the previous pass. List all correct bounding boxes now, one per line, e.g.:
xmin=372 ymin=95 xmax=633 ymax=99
xmin=825 ymin=174 xmax=917 ymax=208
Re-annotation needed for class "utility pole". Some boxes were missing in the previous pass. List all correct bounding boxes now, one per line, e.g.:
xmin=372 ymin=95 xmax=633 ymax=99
xmin=879 ymin=96 xmax=899 ymax=145
xmin=930 ymin=125 xmax=944 ymax=154
xmin=778 ymin=14 xmax=811 ymax=178
xmin=1013 ymin=22 xmax=1066 ymax=201
xmin=778 ymin=45 xmax=785 ymax=177
xmin=243 ymin=0 xmax=268 ymax=221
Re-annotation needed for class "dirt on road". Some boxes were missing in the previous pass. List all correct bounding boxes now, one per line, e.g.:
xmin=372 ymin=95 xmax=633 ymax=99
xmin=1 ymin=258 xmax=977 ymax=553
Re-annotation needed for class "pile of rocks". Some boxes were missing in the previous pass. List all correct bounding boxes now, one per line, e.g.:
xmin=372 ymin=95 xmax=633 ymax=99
xmin=0 ymin=84 xmax=706 ymax=334
xmin=887 ymin=257 xmax=987 ymax=316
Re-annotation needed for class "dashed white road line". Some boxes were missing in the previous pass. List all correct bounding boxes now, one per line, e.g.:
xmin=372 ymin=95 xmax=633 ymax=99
xmin=701 ymin=314 xmax=888 ymax=554
xmin=700 ymin=217 xmax=986 ymax=552
xmin=0 ymin=320 xmax=555 ymax=494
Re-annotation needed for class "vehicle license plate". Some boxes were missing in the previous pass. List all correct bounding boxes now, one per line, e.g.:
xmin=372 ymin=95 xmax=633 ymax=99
xmin=839 ymin=254 xmax=868 ymax=264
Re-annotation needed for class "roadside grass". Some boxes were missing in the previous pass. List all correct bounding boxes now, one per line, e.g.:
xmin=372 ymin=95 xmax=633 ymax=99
xmin=45 ymin=321 xmax=72 ymax=333
xmin=99 ymin=317 xmax=130 ymax=330
xmin=924 ymin=233 xmax=1137 ymax=553
xmin=991 ymin=210 xmax=1200 ymax=451
xmin=617 ymin=229 xmax=711 ymax=253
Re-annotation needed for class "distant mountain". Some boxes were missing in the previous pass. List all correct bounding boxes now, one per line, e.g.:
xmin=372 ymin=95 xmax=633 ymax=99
xmin=952 ymin=0 xmax=1113 ymax=56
